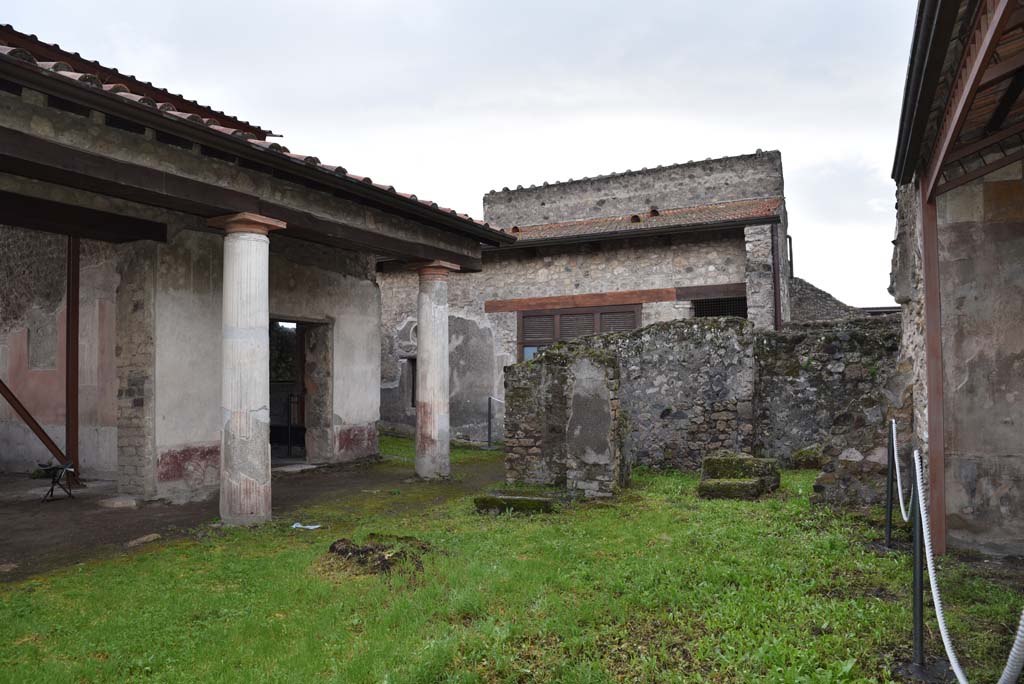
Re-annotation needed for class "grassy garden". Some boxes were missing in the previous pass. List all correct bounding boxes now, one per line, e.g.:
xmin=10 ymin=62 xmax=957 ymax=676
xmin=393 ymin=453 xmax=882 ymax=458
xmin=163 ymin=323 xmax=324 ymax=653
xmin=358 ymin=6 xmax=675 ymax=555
xmin=0 ymin=438 xmax=1018 ymax=683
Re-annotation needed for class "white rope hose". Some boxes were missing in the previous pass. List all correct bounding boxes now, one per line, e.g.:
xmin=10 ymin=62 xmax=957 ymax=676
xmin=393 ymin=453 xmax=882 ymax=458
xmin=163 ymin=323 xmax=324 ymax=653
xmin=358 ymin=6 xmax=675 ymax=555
xmin=909 ymin=448 xmax=1024 ymax=684
xmin=890 ymin=420 xmax=915 ymax=523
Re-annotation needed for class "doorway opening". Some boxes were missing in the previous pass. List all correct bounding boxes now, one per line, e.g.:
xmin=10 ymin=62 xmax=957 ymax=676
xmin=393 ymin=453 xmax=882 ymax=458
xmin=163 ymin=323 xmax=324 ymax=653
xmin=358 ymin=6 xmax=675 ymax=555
xmin=269 ymin=318 xmax=333 ymax=465
xmin=270 ymin=320 xmax=305 ymax=464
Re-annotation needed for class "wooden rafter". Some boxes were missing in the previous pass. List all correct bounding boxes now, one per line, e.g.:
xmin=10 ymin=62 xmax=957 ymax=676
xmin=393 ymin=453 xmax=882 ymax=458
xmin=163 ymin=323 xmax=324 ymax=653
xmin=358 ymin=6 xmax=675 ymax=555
xmin=985 ymin=69 xmax=1024 ymax=131
xmin=925 ymin=0 xmax=1017 ymax=199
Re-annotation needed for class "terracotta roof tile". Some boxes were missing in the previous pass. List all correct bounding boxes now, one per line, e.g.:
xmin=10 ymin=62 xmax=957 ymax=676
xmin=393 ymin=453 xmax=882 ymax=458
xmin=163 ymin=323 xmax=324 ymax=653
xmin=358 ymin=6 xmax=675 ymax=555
xmin=509 ymin=197 xmax=783 ymax=242
xmin=0 ymin=24 xmax=503 ymax=236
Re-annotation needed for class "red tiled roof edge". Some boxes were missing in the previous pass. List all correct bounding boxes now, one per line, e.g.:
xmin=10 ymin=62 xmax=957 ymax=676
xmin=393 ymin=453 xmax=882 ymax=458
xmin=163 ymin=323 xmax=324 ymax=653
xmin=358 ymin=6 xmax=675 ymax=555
xmin=0 ymin=25 xmax=511 ymax=241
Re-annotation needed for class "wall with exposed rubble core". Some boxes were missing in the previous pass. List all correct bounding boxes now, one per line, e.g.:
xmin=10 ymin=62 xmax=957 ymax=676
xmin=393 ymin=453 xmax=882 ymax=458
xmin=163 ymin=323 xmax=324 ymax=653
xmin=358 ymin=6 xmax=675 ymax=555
xmin=790 ymin=277 xmax=862 ymax=322
xmin=483 ymin=151 xmax=785 ymax=227
xmin=0 ymin=226 xmax=120 ymax=479
xmin=380 ymin=233 xmax=749 ymax=443
xmin=503 ymin=317 xmax=904 ymax=506
xmin=0 ymin=222 xmax=382 ymax=502
xmin=504 ymin=348 xmax=627 ymax=497
xmin=891 ymin=164 xmax=1024 ymax=555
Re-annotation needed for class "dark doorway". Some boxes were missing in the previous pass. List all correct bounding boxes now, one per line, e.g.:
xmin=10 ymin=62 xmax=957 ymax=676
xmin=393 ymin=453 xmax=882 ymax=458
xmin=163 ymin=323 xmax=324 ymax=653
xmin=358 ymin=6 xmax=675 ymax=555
xmin=269 ymin=320 xmax=305 ymax=463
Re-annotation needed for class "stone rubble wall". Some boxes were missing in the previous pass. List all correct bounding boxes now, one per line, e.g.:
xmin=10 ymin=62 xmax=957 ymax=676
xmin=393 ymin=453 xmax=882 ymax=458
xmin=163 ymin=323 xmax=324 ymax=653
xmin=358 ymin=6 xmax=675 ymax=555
xmin=790 ymin=276 xmax=862 ymax=322
xmin=380 ymin=232 xmax=749 ymax=442
xmin=504 ymin=316 xmax=904 ymax=505
xmin=483 ymin=151 xmax=785 ymax=227
xmin=505 ymin=349 xmax=626 ymax=497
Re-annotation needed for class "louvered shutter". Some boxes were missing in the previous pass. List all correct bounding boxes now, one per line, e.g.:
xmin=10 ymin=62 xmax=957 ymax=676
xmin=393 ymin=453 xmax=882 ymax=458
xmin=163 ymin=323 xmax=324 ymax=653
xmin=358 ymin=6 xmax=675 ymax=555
xmin=522 ymin=314 xmax=555 ymax=341
xmin=558 ymin=313 xmax=596 ymax=341
xmin=600 ymin=309 xmax=638 ymax=333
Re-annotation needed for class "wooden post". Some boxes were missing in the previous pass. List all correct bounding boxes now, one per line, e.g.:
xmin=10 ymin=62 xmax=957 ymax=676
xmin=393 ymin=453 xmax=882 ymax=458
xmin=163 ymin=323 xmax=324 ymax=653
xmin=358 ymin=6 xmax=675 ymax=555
xmin=920 ymin=187 xmax=946 ymax=555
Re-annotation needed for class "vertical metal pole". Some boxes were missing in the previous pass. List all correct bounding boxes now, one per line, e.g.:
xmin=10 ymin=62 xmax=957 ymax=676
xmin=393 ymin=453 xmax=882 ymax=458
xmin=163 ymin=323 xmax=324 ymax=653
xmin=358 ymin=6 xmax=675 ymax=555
xmin=885 ymin=422 xmax=895 ymax=547
xmin=487 ymin=396 xmax=492 ymax=449
xmin=66 ymin=235 xmax=80 ymax=478
xmin=287 ymin=394 xmax=294 ymax=461
xmin=912 ymin=458 xmax=925 ymax=667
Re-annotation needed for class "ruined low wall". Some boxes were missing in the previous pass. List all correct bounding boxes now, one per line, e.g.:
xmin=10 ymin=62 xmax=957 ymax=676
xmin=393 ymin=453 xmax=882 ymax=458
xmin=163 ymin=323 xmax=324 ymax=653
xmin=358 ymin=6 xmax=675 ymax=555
xmin=504 ymin=316 xmax=904 ymax=505
xmin=505 ymin=349 xmax=627 ymax=497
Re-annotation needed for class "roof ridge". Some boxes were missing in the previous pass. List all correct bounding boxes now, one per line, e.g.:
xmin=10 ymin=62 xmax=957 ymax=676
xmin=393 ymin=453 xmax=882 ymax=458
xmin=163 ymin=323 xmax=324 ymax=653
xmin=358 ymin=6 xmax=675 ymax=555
xmin=486 ymin=150 xmax=781 ymax=195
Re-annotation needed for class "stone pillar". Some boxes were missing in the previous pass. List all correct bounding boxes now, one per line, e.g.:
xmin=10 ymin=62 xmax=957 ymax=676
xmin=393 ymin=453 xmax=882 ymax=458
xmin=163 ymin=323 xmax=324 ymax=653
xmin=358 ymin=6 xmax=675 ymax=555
xmin=744 ymin=224 xmax=777 ymax=329
xmin=208 ymin=213 xmax=285 ymax=525
xmin=415 ymin=261 xmax=459 ymax=479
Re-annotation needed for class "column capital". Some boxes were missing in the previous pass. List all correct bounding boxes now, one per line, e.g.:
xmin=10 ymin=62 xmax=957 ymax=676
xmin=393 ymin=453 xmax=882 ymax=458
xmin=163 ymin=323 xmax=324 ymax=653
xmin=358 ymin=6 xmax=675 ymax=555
xmin=208 ymin=212 xmax=286 ymax=236
xmin=413 ymin=260 xmax=461 ymax=280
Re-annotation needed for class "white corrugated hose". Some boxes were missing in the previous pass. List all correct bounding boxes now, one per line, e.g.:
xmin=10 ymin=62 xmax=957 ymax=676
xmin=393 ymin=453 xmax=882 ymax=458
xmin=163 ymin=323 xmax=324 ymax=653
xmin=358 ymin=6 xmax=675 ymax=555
xmin=908 ymin=446 xmax=1024 ymax=684
xmin=890 ymin=420 xmax=915 ymax=523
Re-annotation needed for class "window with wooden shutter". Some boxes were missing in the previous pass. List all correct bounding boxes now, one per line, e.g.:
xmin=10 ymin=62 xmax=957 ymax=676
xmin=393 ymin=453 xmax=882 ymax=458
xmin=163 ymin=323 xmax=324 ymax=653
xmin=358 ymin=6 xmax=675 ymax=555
xmin=517 ymin=304 xmax=641 ymax=361
xmin=522 ymin=314 xmax=555 ymax=341
xmin=600 ymin=309 xmax=638 ymax=333
xmin=558 ymin=312 xmax=596 ymax=340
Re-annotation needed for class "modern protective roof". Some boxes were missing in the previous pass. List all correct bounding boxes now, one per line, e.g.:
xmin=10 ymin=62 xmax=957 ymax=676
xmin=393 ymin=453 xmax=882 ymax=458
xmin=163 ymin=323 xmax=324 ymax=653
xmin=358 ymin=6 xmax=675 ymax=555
xmin=0 ymin=24 xmax=511 ymax=242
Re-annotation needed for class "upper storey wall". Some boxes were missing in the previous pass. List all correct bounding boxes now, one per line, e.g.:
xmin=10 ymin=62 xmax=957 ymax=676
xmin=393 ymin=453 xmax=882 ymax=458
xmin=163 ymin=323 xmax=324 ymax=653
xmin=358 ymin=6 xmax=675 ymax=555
xmin=483 ymin=151 xmax=785 ymax=228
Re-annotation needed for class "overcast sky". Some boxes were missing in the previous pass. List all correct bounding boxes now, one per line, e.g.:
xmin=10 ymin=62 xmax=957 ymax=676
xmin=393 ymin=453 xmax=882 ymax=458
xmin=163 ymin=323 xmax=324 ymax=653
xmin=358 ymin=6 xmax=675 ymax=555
xmin=7 ymin=1 xmax=917 ymax=305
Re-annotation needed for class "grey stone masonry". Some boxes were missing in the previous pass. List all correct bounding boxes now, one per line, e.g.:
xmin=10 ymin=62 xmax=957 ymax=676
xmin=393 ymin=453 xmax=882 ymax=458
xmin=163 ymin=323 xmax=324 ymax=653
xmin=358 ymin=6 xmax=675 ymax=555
xmin=484 ymin=151 xmax=785 ymax=227
xmin=503 ymin=316 xmax=905 ymax=507
xmin=790 ymin=277 xmax=862 ymax=322
xmin=504 ymin=348 xmax=627 ymax=497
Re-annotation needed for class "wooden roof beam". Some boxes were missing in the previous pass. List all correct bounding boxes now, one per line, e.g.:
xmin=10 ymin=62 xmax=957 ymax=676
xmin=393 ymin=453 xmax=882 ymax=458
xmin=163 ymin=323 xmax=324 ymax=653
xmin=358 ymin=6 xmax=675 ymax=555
xmin=925 ymin=0 xmax=1017 ymax=200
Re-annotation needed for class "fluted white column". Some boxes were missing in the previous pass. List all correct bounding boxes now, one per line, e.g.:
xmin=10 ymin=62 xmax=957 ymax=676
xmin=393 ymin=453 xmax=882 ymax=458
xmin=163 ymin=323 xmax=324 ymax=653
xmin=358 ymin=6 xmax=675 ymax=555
xmin=209 ymin=213 xmax=285 ymax=525
xmin=415 ymin=262 xmax=458 ymax=479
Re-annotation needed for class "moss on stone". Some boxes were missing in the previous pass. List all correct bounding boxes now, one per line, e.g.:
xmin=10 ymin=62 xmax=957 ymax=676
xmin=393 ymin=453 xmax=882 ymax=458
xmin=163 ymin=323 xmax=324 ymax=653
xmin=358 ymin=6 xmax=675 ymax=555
xmin=473 ymin=494 xmax=555 ymax=514
xmin=791 ymin=444 xmax=826 ymax=470
xmin=697 ymin=478 xmax=765 ymax=500
xmin=701 ymin=455 xmax=778 ymax=481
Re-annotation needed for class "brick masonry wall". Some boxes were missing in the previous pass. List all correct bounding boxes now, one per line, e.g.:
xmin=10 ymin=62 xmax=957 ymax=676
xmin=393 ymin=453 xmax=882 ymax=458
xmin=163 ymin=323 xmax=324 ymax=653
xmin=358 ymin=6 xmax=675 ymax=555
xmin=483 ymin=151 xmax=785 ymax=227
xmin=380 ymin=233 xmax=749 ymax=442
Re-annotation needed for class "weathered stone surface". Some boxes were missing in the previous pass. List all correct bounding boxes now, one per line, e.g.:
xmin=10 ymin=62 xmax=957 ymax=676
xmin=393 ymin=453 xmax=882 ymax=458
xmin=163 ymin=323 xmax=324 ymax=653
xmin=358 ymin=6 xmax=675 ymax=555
xmin=790 ymin=277 xmax=862 ymax=322
xmin=702 ymin=455 xmax=780 ymax=484
xmin=473 ymin=494 xmax=555 ymax=514
xmin=503 ymin=315 xmax=903 ymax=507
xmin=504 ymin=347 xmax=627 ymax=498
xmin=697 ymin=478 xmax=765 ymax=500
xmin=791 ymin=444 xmax=826 ymax=469
xmin=381 ymin=153 xmax=792 ymax=444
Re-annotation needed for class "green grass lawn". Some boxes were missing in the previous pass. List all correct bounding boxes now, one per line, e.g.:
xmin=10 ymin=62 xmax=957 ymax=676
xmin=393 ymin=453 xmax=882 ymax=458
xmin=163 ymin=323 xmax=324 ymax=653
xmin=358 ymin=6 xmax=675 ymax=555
xmin=0 ymin=439 xmax=1018 ymax=683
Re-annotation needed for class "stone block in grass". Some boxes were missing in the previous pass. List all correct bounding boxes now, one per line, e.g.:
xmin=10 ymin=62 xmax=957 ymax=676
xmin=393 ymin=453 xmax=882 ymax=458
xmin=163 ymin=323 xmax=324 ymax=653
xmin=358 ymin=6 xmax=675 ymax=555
xmin=474 ymin=493 xmax=555 ymax=514
xmin=697 ymin=478 xmax=765 ymax=500
xmin=701 ymin=454 xmax=780 ymax=490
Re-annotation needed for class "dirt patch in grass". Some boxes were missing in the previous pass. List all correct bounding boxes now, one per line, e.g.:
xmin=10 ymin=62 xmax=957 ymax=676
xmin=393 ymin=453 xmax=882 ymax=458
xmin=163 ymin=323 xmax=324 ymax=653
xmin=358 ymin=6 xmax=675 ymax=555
xmin=950 ymin=550 xmax=1024 ymax=596
xmin=596 ymin=615 xmax=699 ymax=679
xmin=322 ymin=535 xmax=433 ymax=576
xmin=811 ymin=568 xmax=900 ymax=602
